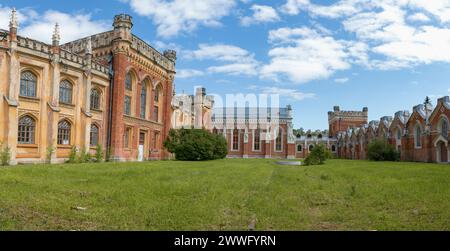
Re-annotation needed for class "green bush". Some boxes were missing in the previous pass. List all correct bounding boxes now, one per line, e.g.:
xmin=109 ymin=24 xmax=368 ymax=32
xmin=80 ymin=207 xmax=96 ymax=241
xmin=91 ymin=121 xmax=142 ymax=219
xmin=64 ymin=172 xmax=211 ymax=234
xmin=46 ymin=145 xmax=55 ymax=164
xmin=367 ymin=139 xmax=399 ymax=161
xmin=94 ymin=144 xmax=104 ymax=163
xmin=78 ymin=147 xmax=91 ymax=163
xmin=0 ymin=143 xmax=11 ymax=166
xmin=164 ymin=128 xmax=228 ymax=161
xmin=304 ymin=144 xmax=332 ymax=166
xmin=67 ymin=146 xmax=78 ymax=163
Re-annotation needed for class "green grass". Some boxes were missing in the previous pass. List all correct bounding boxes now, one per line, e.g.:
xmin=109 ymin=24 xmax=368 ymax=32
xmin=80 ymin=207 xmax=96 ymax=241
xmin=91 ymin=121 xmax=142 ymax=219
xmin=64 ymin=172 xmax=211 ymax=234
xmin=0 ymin=159 xmax=449 ymax=230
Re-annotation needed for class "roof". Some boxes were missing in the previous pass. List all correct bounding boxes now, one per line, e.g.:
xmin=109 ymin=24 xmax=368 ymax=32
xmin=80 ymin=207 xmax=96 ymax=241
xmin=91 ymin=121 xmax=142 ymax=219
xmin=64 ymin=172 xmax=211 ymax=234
xmin=212 ymin=107 xmax=292 ymax=121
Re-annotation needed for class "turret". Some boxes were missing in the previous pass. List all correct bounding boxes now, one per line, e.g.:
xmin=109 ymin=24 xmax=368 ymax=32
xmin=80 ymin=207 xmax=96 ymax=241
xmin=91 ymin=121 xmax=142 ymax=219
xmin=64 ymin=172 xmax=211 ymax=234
xmin=9 ymin=8 xmax=18 ymax=41
xmin=164 ymin=49 xmax=177 ymax=63
xmin=52 ymin=23 xmax=60 ymax=47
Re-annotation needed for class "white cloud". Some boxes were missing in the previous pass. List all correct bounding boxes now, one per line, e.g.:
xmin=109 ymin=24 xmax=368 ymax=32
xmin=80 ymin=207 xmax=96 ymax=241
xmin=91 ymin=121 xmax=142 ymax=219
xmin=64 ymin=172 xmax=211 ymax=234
xmin=280 ymin=0 xmax=363 ymax=18
xmin=0 ymin=6 xmax=109 ymax=44
xmin=240 ymin=5 xmax=280 ymax=26
xmin=176 ymin=69 xmax=205 ymax=79
xmin=334 ymin=78 xmax=349 ymax=83
xmin=185 ymin=44 xmax=259 ymax=76
xmin=407 ymin=13 xmax=430 ymax=22
xmin=261 ymin=27 xmax=368 ymax=83
xmin=127 ymin=0 xmax=237 ymax=38
xmin=260 ymin=86 xmax=316 ymax=101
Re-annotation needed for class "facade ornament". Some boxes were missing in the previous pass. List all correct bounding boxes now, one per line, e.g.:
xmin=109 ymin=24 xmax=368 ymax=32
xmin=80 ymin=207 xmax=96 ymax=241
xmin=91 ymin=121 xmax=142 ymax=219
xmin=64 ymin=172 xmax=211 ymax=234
xmin=244 ymin=127 xmax=249 ymax=143
xmin=287 ymin=122 xmax=296 ymax=144
xmin=86 ymin=36 xmax=92 ymax=55
xmin=52 ymin=23 xmax=60 ymax=46
xmin=9 ymin=8 xmax=18 ymax=29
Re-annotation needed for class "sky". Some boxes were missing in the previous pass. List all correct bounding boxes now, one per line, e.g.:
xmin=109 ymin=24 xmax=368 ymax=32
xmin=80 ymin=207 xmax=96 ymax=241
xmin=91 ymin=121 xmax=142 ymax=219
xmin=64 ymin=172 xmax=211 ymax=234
xmin=1 ymin=0 xmax=450 ymax=130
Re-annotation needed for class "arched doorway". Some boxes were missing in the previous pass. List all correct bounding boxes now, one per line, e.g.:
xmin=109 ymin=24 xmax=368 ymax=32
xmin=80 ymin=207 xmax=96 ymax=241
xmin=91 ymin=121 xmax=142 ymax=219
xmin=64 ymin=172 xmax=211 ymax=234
xmin=437 ymin=141 xmax=448 ymax=163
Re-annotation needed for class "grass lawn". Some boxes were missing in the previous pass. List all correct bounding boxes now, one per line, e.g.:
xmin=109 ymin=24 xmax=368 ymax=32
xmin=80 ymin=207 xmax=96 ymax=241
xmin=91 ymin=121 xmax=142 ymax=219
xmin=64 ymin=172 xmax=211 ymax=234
xmin=0 ymin=159 xmax=449 ymax=230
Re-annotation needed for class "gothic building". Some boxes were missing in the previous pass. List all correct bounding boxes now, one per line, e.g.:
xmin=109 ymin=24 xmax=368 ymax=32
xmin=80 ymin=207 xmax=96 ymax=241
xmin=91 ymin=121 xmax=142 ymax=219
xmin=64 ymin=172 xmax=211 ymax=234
xmin=171 ymin=87 xmax=214 ymax=130
xmin=0 ymin=10 xmax=176 ymax=164
xmin=211 ymin=105 xmax=296 ymax=159
xmin=334 ymin=97 xmax=450 ymax=163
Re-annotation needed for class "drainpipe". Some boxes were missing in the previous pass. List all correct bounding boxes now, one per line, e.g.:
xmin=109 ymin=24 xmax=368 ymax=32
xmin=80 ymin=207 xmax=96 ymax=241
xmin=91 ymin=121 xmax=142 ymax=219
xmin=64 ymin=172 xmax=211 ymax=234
xmin=106 ymin=53 xmax=114 ymax=159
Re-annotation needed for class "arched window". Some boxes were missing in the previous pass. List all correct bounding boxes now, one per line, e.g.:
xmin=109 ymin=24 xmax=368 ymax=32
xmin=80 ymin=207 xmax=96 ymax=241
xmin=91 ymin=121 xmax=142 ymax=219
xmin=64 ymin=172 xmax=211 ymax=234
xmin=124 ymin=95 xmax=131 ymax=116
xmin=253 ymin=129 xmax=261 ymax=151
xmin=140 ymin=84 xmax=147 ymax=119
xmin=125 ymin=72 xmax=132 ymax=91
xmin=232 ymin=129 xmax=239 ymax=150
xmin=441 ymin=118 xmax=449 ymax=139
xmin=59 ymin=80 xmax=73 ymax=104
xmin=20 ymin=71 xmax=37 ymax=97
xmin=18 ymin=115 xmax=35 ymax=144
xmin=275 ymin=128 xmax=282 ymax=151
xmin=297 ymin=144 xmax=303 ymax=152
xmin=331 ymin=145 xmax=336 ymax=152
xmin=213 ymin=128 xmax=218 ymax=134
xmin=318 ymin=134 xmax=323 ymax=139
xmin=414 ymin=125 xmax=422 ymax=148
xmin=90 ymin=124 xmax=99 ymax=146
xmin=396 ymin=128 xmax=402 ymax=141
xmin=153 ymin=86 xmax=161 ymax=122
xmin=309 ymin=144 xmax=314 ymax=152
xmin=57 ymin=120 xmax=71 ymax=145
xmin=90 ymin=88 xmax=100 ymax=110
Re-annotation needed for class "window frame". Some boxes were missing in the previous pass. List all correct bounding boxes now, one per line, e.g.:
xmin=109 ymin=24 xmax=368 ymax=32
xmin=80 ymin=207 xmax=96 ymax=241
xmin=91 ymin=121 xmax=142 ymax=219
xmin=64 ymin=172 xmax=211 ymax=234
xmin=59 ymin=80 xmax=73 ymax=105
xmin=20 ymin=71 xmax=38 ymax=98
xmin=90 ymin=88 xmax=101 ymax=110
xmin=57 ymin=120 xmax=72 ymax=146
xmin=18 ymin=115 xmax=36 ymax=145
xmin=90 ymin=124 xmax=100 ymax=147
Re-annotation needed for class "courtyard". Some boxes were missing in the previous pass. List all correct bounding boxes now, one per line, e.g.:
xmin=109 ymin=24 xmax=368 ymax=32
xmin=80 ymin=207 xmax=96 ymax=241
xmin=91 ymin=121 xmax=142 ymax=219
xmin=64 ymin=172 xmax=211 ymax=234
xmin=0 ymin=159 xmax=449 ymax=231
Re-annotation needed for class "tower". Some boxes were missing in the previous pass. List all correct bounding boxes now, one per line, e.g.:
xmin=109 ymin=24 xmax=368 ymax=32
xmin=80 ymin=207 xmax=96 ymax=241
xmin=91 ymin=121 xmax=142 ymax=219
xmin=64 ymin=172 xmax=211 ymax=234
xmin=328 ymin=106 xmax=368 ymax=138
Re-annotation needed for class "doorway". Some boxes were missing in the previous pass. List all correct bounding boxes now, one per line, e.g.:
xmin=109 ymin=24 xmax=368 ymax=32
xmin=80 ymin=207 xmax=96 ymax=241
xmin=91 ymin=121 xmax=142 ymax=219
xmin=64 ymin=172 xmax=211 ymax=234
xmin=138 ymin=131 xmax=146 ymax=162
xmin=438 ymin=142 xmax=448 ymax=163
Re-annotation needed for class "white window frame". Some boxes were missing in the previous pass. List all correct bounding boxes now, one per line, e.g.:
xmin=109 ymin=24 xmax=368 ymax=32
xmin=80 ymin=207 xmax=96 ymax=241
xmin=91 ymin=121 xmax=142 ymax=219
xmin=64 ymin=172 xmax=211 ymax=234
xmin=296 ymin=144 xmax=303 ymax=153
xmin=274 ymin=127 xmax=283 ymax=152
xmin=231 ymin=129 xmax=240 ymax=151
xmin=252 ymin=129 xmax=262 ymax=152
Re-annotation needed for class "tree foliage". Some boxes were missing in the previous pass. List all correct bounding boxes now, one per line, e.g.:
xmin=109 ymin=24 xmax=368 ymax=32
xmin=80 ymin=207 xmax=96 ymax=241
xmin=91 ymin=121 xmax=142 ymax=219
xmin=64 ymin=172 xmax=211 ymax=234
xmin=164 ymin=128 xmax=228 ymax=161
xmin=304 ymin=144 xmax=333 ymax=166
xmin=367 ymin=139 xmax=400 ymax=161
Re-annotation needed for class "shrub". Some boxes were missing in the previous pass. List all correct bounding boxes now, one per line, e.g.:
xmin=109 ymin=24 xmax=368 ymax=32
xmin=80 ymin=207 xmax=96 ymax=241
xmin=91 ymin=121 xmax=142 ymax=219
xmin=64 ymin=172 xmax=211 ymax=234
xmin=367 ymin=139 xmax=400 ymax=161
xmin=304 ymin=144 xmax=332 ymax=166
xmin=94 ymin=144 xmax=104 ymax=163
xmin=67 ymin=146 xmax=78 ymax=163
xmin=46 ymin=145 xmax=55 ymax=164
xmin=0 ymin=143 xmax=11 ymax=166
xmin=78 ymin=147 xmax=91 ymax=163
xmin=164 ymin=128 xmax=228 ymax=161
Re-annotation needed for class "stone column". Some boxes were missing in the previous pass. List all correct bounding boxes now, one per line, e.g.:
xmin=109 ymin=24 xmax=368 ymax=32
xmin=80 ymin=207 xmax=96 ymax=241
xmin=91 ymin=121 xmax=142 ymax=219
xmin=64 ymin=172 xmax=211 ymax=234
xmin=243 ymin=127 xmax=249 ymax=158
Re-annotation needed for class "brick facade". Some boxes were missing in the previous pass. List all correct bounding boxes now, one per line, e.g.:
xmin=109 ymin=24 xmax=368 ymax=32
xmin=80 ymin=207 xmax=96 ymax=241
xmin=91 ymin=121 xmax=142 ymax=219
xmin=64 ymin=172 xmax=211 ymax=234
xmin=334 ymin=97 xmax=450 ymax=163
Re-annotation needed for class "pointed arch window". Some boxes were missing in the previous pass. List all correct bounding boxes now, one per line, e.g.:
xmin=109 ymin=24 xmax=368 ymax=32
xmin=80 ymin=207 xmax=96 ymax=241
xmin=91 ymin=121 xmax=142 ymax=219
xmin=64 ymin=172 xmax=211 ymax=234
xmin=125 ymin=72 xmax=132 ymax=91
xmin=90 ymin=88 xmax=100 ymax=110
xmin=232 ymin=129 xmax=239 ymax=151
xmin=59 ymin=80 xmax=73 ymax=104
xmin=90 ymin=124 xmax=99 ymax=146
xmin=253 ymin=129 xmax=261 ymax=151
xmin=441 ymin=119 xmax=449 ymax=139
xmin=58 ymin=120 xmax=71 ymax=145
xmin=20 ymin=71 xmax=37 ymax=98
xmin=297 ymin=144 xmax=303 ymax=152
xmin=140 ymin=84 xmax=147 ymax=119
xmin=414 ymin=125 xmax=422 ymax=148
xmin=18 ymin=115 xmax=36 ymax=144
xmin=153 ymin=86 xmax=162 ymax=122
xmin=275 ymin=128 xmax=283 ymax=151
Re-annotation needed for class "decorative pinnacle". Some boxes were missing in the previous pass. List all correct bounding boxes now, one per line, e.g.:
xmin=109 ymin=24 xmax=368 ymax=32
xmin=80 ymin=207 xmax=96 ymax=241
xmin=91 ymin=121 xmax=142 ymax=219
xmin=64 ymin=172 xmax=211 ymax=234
xmin=86 ymin=36 xmax=92 ymax=54
xmin=9 ymin=8 xmax=18 ymax=29
xmin=52 ymin=23 xmax=60 ymax=44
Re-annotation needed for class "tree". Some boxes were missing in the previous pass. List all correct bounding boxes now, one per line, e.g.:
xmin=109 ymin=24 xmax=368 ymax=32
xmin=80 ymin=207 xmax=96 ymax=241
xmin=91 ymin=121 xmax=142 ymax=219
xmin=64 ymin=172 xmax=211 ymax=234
xmin=367 ymin=139 xmax=399 ymax=161
xmin=304 ymin=144 xmax=333 ymax=166
xmin=164 ymin=128 xmax=228 ymax=161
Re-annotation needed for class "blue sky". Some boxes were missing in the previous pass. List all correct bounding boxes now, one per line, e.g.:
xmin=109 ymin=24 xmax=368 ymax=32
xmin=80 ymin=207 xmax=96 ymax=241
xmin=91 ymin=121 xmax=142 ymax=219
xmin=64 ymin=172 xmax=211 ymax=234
xmin=1 ymin=0 xmax=450 ymax=130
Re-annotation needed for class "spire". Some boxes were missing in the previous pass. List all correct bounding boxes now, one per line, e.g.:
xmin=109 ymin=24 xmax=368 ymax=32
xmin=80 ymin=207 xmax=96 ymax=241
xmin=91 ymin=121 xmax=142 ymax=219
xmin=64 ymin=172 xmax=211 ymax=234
xmin=86 ymin=36 xmax=92 ymax=55
xmin=9 ymin=8 xmax=18 ymax=29
xmin=52 ymin=23 xmax=60 ymax=46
